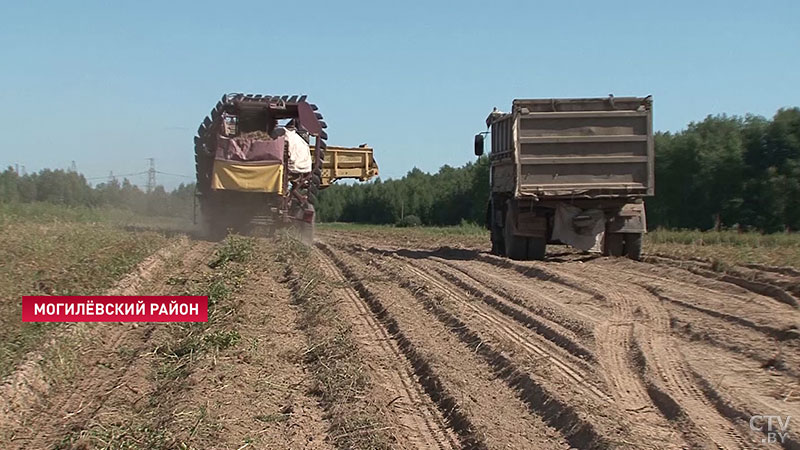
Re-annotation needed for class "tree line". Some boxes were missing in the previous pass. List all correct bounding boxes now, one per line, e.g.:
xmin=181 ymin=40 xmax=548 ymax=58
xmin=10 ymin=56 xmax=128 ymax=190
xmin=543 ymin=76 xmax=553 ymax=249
xmin=0 ymin=168 xmax=195 ymax=218
xmin=318 ymin=107 xmax=800 ymax=232
xmin=317 ymin=159 xmax=490 ymax=226
xmin=1 ymin=106 xmax=797 ymax=232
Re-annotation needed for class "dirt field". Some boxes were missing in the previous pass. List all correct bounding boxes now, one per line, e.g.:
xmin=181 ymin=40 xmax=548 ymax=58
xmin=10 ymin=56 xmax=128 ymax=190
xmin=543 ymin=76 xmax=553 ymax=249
xmin=1 ymin=228 xmax=799 ymax=449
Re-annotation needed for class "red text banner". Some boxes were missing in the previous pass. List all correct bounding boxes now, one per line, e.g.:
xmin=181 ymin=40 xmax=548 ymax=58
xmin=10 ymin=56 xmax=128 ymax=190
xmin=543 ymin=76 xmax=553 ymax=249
xmin=22 ymin=296 xmax=208 ymax=322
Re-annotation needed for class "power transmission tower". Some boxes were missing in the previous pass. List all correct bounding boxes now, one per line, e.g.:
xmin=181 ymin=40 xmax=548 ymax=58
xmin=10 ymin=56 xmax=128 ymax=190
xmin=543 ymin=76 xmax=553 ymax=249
xmin=69 ymin=161 xmax=77 ymax=172
xmin=146 ymin=158 xmax=156 ymax=193
xmin=109 ymin=171 xmax=116 ymax=184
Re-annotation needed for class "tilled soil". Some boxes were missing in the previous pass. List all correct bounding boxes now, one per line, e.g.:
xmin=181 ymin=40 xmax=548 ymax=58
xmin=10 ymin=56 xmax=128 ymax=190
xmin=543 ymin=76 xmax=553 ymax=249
xmin=1 ymin=230 xmax=798 ymax=449
xmin=314 ymin=230 xmax=800 ymax=449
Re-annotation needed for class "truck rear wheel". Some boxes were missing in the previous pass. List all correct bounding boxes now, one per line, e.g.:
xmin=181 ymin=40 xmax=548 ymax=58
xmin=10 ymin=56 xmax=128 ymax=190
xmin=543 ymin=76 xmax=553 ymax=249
xmin=490 ymin=205 xmax=504 ymax=255
xmin=490 ymin=226 xmax=504 ymax=255
xmin=503 ymin=208 xmax=527 ymax=260
xmin=527 ymin=237 xmax=547 ymax=260
xmin=624 ymin=233 xmax=642 ymax=260
xmin=604 ymin=233 xmax=624 ymax=257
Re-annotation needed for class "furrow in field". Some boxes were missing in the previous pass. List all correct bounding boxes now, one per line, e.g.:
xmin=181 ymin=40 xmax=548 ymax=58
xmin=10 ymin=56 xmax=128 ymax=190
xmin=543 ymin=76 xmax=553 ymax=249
xmin=421 ymin=247 xmax=746 ymax=447
xmin=1 ymin=238 xmax=215 ymax=449
xmin=394 ymin=255 xmax=606 ymax=399
xmin=427 ymin=252 xmax=669 ymax=433
xmin=337 ymin=243 xmax=606 ymax=398
xmin=351 ymin=243 xmax=606 ymax=331
xmin=326 ymin=243 xmax=631 ymax=449
xmin=318 ymin=242 xmax=573 ymax=449
xmin=313 ymin=247 xmax=460 ymax=450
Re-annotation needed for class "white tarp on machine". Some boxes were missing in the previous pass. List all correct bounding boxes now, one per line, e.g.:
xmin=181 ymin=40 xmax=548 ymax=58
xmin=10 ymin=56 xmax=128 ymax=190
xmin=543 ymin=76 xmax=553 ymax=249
xmin=285 ymin=128 xmax=312 ymax=174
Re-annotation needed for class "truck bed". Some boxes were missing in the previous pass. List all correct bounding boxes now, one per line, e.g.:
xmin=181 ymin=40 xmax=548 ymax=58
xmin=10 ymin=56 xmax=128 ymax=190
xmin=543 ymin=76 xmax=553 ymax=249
xmin=494 ymin=96 xmax=653 ymax=198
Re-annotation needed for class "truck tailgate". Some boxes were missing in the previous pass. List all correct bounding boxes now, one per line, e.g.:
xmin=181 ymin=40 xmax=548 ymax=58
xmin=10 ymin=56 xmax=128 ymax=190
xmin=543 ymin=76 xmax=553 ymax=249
xmin=514 ymin=97 xmax=653 ymax=198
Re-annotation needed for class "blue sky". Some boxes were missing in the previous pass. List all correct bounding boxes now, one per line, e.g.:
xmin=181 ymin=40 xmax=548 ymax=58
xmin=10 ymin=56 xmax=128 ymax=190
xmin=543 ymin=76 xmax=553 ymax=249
xmin=0 ymin=0 xmax=798 ymax=188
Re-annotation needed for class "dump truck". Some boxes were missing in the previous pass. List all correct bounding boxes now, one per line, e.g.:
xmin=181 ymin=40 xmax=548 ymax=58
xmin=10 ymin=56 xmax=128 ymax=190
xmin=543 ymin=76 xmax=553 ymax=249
xmin=194 ymin=93 xmax=378 ymax=241
xmin=474 ymin=95 xmax=653 ymax=260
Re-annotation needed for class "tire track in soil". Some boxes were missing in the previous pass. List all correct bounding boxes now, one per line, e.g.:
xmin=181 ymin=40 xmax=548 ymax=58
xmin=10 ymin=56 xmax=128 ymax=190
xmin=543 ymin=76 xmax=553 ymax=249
xmin=392 ymin=254 xmax=610 ymax=404
xmin=542 ymin=261 xmax=753 ymax=449
xmin=567 ymin=258 xmax=800 ymax=449
xmin=683 ymin=347 xmax=800 ymax=450
xmin=652 ymin=252 xmax=800 ymax=278
xmin=382 ymin=250 xmax=692 ymax=448
xmin=315 ymin=243 xmax=490 ymax=450
xmin=643 ymin=256 xmax=799 ymax=308
xmin=347 ymin=244 xmax=606 ymax=334
xmin=641 ymin=284 xmax=797 ymax=341
xmin=587 ymin=259 xmax=800 ymax=344
xmin=666 ymin=312 xmax=800 ymax=380
xmin=421 ymin=250 xmax=740 ymax=448
xmin=348 ymin=243 xmax=680 ymax=445
xmin=313 ymin=246 xmax=460 ymax=450
xmin=337 ymin=241 xmax=688 ymax=446
xmin=322 ymin=243 xmax=613 ymax=449
xmin=325 ymin=232 xmax=799 ymax=449
xmin=3 ymin=238 xmax=215 ymax=449
xmin=608 ymin=264 xmax=800 ymax=448
xmin=591 ymin=259 xmax=758 ymax=303
xmin=576 ymin=259 xmax=800 ymax=378
xmin=694 ymin=366 xmax=800 ymax=450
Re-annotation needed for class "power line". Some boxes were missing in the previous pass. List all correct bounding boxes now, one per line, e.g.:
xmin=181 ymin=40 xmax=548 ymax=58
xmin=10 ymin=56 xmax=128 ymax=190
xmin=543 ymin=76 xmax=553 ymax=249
xmin=85 ymin=171 xmax=147 ymax=180
xmin=73 ymin=160 xmax=193 ymax=184
xmin=155 ymin=170 xmax=193 ymax=178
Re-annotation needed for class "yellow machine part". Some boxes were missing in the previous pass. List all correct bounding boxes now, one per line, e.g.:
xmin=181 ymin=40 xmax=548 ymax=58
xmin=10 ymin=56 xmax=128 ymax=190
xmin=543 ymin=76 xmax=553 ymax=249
xmin=211 ymin=160 xmax=284 ymax=193
xmin=321 ymin=145 xmax=379 ymax=187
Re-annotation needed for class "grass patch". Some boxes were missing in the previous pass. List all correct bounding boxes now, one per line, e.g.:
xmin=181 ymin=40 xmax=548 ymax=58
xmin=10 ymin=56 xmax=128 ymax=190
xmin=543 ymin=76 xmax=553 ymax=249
xmin=208 ymin=234 xmax=254 ymax=268
xmin=203 ymin=329 xmax=241 ymax=350
xmin=647 ymin=229 xmax=800 ymax=247
xmin=278 ymin=235 xmax=391 ymax=450
xmin=0 ymin=215 xmax=168 ymax=378
xmin=0 ymin=202 xmax=130 ymax=226
xmin=57 ymin=234 xmax=253 ymax=450
xmin=141 ymin=234 xmax=251 ymax=447
xmin=54 ymin=422 xmax=172 ymax=450
xmin=646 ymin=229 xmax=800 ymax=268
xmin=0 ymin=202 xmax=192 ymax=229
